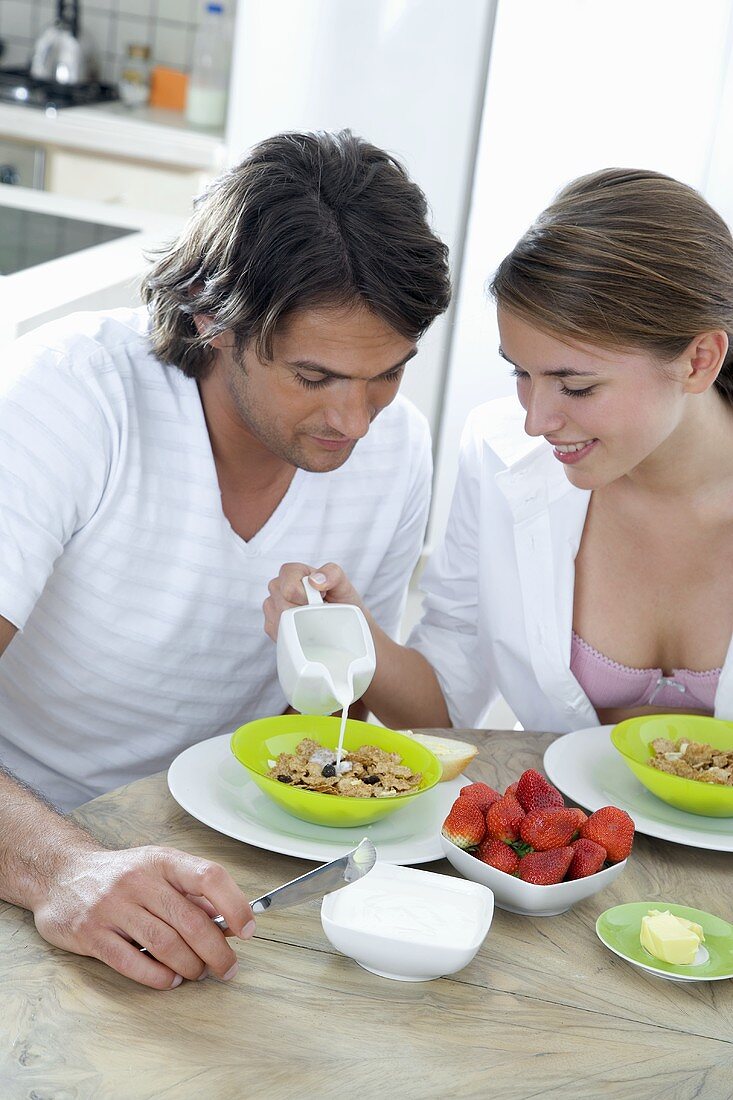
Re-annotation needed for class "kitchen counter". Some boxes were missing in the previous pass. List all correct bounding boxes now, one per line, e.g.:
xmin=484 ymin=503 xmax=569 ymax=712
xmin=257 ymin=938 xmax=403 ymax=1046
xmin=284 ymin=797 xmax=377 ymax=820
xmin=0 ymin=99 xmax=227 ymax=171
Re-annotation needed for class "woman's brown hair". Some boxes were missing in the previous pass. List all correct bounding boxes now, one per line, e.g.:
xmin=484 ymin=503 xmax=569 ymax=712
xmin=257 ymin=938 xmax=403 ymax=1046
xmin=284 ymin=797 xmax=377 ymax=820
xmin=490 ymin=168 xmax=733 ymax=406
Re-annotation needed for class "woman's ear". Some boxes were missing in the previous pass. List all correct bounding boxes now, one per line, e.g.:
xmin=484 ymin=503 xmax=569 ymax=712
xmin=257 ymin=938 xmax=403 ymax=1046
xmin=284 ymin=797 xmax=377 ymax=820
xmin=684 ymin=330 xmax=728 ymax=394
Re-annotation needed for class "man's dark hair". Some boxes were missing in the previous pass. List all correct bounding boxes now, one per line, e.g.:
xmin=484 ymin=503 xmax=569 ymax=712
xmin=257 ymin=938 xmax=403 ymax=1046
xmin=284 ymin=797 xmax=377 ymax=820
xmin=142 ymin=129 xmax=451 ymax=378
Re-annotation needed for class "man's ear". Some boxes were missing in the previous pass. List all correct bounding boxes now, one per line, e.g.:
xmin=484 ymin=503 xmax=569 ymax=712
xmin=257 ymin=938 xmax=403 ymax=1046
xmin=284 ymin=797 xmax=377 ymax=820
xmin=193 ymin=313 xmax=212 ymax=338
xmin=683 ymin=330 xmax=728 ymax=395
xmin=193 ymin=314 xmax=231 ymax=350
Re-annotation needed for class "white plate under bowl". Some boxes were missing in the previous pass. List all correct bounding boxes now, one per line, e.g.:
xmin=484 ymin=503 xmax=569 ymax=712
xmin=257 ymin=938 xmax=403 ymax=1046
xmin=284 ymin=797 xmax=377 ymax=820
xmin=167 ymin=733 xmax=466 ymax=864
xmin=441 ymin=835 xmax=626 ymax=916
xmin=543 ymin=726 xmax=733 ymax=852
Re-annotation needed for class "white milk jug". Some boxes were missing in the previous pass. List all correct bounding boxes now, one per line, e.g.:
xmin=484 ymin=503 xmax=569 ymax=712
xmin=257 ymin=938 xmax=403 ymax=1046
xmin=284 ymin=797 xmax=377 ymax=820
xmin=277 ymin=578 xmax=376 ymax=715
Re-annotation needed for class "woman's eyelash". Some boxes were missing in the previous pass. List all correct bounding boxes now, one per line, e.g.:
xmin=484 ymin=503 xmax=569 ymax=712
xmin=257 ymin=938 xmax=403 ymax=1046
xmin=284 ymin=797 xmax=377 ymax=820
xmin=510 ymin=367 xmax=595 ymax=398
xmin=560 ymin=384 xmax=595 ymax=398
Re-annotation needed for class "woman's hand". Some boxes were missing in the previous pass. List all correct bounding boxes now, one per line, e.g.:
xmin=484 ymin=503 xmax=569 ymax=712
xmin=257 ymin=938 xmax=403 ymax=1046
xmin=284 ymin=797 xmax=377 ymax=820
xmin=263 ymin=562 xmax=366 ymax=642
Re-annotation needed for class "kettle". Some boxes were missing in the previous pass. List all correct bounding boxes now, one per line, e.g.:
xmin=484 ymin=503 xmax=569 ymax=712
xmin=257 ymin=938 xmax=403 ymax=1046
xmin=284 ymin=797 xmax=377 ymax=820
xmin=277 ymin=578 xmax=376 ymax=715
xmin=30 ymin=0 xmax=94 ymax=86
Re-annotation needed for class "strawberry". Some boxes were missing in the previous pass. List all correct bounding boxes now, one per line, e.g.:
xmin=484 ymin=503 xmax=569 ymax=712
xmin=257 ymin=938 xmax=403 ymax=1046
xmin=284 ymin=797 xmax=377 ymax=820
xmin=442 ymin=798 xmax=486 ymax=850
xmin=568 ymin=807 xmax=589 ymax=835
xmin=580 ymin=806 xmax=635 ymax=862
xmin=504 ymin=782 xmax=519 ymax=798
xmin=517 ymin=846 xmax=574 ymax=885
xmin=459 ymin=781 xmax=502 ymax=813
xmin=515 ymin=769 xmax=565 ymax=813
xmin=476 ymin=838 xmax=520 ymax=875
xmin=567 ymin=838 xmax=607 ymax=880
xmin=519 ymin=807 xmax=580 ymax=851
xmin=485 ymin=793 xmax=525 ymax=844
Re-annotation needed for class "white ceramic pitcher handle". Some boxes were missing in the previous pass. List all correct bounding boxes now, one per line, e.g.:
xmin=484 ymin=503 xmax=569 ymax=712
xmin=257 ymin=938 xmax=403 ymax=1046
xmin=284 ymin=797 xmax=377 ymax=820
xmin=301 ymin=575 xmax=325 ymax=606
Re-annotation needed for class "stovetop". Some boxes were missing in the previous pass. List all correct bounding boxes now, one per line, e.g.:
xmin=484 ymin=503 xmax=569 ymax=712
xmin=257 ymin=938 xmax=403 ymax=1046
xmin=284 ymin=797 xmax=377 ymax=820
xmin=0 ymin=68 xmax=118 ymax=110
xmin=0 ymin=203 xmax=135 ymax=276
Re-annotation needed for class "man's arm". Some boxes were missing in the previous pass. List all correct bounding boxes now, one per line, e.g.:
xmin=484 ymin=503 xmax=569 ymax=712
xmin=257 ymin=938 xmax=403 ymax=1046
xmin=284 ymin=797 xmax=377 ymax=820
xmin=0 ymin=615 xmax=255 ymax=989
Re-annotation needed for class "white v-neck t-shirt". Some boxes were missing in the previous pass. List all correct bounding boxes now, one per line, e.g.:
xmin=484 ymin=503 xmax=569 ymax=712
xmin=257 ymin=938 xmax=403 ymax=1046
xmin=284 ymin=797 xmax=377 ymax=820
xmin=0 ymin=308 xmax=431 ymax=810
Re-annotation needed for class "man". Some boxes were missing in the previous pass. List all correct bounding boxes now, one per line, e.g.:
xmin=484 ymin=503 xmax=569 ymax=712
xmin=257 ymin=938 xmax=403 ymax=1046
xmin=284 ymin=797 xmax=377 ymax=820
xmin=0 ymin=130 xmax=451 ymax=988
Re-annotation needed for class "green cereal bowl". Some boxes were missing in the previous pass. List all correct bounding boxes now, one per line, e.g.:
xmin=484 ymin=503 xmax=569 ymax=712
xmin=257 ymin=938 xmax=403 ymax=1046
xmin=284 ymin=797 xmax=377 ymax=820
xmin=230 ymin=715 xmax=442 ymax=828
xmin=610 ymin=715 xmax=733 ymax=818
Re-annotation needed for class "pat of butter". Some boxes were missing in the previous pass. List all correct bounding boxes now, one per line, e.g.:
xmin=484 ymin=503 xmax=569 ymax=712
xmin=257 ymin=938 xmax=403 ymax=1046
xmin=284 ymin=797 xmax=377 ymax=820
xmin=640 ymin=909 xmax=705 ymax=964
xmin=646 ymin=908 xmax=704 ymax=941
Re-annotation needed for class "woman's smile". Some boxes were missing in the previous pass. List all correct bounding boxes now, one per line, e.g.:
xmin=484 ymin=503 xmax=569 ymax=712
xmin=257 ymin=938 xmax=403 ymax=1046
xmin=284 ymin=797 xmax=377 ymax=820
xmin=547 ymin=437 xmax=599 ymax=463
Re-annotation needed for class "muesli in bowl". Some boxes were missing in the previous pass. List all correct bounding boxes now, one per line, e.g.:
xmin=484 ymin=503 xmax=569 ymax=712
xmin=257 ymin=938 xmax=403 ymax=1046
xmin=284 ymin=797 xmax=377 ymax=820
xmin=230 ymin=715 xmax=441 ymax=827
xmin=611 ymin=716 xmax=733 ymax=817
xmin=267 ymin=737 xmax=423 ymax=798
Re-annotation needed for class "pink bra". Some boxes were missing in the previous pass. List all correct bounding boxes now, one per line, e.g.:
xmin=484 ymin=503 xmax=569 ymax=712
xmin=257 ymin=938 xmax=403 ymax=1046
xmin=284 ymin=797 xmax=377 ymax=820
xmin=570 ymin=632 xmax=720 ymax=713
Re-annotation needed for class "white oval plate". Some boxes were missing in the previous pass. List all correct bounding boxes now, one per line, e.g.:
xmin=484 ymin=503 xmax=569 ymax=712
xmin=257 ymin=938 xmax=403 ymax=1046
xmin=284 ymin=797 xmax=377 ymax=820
xmin=167 ymin=733 xmax=465 ymax=864
xmin=543 ymin=726 xmax=733 ymax=852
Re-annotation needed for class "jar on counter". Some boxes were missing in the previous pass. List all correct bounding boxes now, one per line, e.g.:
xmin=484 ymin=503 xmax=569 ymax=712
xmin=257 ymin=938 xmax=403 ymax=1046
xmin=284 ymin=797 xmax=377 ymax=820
xmin=119 ymin=44 xmax=151 ymax=109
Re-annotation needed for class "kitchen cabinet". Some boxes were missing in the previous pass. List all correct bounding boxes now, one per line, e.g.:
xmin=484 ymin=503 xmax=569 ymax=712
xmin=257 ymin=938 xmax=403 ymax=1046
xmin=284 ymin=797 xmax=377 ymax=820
xmin=45 ymin=147 xmax=209 ymax=215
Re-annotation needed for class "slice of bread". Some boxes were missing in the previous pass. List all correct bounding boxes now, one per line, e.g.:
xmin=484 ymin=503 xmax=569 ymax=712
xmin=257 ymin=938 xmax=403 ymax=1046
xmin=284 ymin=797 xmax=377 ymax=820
xmin=400 ymin=730 xmax=478 ymax=782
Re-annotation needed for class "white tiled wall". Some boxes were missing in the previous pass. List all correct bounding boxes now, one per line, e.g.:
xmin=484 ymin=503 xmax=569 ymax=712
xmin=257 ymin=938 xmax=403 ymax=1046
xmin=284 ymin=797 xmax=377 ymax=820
xmin=0 ymin=0 xmax=237 ymax=84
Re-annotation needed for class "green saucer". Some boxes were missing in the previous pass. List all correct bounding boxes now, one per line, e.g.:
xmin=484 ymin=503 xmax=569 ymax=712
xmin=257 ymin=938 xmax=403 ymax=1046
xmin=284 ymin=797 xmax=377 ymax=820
xmin=596 ymin=902 xmax=733 ymax=982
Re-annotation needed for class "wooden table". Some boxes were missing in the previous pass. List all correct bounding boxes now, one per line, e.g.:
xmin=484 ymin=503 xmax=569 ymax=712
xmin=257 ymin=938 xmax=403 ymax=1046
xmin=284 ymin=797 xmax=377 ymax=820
xmin=2 ymin=729 xmax=732 ymax=1099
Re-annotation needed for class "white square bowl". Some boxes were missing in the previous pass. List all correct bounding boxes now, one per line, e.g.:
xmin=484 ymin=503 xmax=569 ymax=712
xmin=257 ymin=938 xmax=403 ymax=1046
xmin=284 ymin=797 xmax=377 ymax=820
xmin=441 ymin=836 xmax=627 ymax=916
xmin=321 ymin=861 xmax=494 ymax=981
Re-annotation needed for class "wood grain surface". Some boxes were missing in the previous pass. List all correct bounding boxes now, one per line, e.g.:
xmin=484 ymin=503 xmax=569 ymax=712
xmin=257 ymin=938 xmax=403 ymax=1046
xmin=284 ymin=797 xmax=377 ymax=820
xmin=1 ymin=728 xmax=732 ymax=1100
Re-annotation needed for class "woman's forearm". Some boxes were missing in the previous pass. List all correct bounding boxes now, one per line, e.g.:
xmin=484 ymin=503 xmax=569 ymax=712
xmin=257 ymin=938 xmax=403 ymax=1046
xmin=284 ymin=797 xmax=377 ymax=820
xmin=361 ymin=614 xmax=451 ymax=730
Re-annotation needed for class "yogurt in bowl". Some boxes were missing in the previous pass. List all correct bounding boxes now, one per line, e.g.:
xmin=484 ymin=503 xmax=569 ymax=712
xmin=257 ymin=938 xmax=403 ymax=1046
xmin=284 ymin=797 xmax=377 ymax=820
xmin=321 ymin=861 xmax=494 ymax=981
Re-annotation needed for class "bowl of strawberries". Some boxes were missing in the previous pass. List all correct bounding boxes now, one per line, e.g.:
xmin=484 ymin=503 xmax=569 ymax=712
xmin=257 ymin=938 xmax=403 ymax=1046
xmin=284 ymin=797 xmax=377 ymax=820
xmin=440 ymin=769 xmax=633 ymax=916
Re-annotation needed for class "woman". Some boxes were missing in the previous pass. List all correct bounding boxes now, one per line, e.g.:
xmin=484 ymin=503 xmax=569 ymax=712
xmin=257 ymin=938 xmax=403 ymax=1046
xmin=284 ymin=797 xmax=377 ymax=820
xmin=264 ymin=168 xmax=733 ymax=732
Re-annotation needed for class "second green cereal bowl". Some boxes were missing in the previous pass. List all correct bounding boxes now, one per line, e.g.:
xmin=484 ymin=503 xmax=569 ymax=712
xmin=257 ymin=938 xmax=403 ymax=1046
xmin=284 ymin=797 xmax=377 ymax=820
xmin=610 ymin=715 xmax=733 ymax=818
xmin=230 ymin=715 xmax=442 ymax=827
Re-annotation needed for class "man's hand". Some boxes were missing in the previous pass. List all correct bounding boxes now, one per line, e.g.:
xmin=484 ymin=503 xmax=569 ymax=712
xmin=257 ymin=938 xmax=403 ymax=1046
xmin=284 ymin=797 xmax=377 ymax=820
xmin=0 ymin=760 xmax=255 ymax=991
xmin=33 ymin=845 xmax=255 ymax=990
xmin=263 ymin=562 xmax=365 ymax=642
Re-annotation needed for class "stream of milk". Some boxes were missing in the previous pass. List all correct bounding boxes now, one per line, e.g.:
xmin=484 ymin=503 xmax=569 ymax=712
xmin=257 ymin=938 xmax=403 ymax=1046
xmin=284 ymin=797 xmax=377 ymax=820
xmin=302 ymin=644 xmax=356 ymax=764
